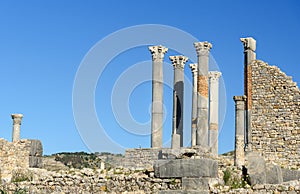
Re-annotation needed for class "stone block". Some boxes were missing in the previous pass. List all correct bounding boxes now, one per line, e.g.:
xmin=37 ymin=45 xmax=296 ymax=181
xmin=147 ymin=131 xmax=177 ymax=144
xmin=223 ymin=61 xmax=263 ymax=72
xmin=281 ymin=168 xmax=300 ymax=182
xmin=29 ymin=139 xmax=43 ymax=156
xmin=182 ymin=177 xmax=210 ymax=190
xmin=246 ymin=153 xmax=266 ymax=185
xmin=154 ymin=159 xmax=218 ymax=178
xmin=266 ymin=164 xmax=283 ymax=184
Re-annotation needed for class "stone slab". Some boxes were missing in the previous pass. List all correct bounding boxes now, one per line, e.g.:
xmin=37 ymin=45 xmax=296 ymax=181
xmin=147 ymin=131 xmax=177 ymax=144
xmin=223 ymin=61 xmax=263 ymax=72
xmin=246 ymin=153 xmax=266 ymax=185
xmin=154 ymin=159 xmax=218 ymax=178
xmin=182 ymin=177 xmax=210 ymax=190
xmin=266 ymin=164 xmax=283 ymax=184
xmin=281 ymin=168 xmax=300 ymax=182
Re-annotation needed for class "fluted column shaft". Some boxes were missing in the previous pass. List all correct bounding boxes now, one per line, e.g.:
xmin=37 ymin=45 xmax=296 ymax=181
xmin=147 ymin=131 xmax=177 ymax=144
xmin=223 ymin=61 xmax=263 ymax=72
xmin=209 ymin=71 xmax=221 ymax=156
xmin=194 ymin=41 xmax=212 ymax=146
xmin=240 ymin=37 xmax=256 ymax=151
xmin=149 ymin=45 xmax=168 ymax=148
xmin=170 ymin=56 xmax=188 ymax=148
xmin=11 ymin=114 xmax=23 ymax=142
xmin=189 ymin=64 xmax=198 ymax=147
xmin=233 ymin=96 xmax=246 ymax=168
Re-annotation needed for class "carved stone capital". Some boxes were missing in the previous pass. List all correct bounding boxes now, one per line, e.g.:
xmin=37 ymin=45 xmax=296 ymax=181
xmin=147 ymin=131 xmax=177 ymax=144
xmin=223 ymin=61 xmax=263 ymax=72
xmin=189 ymin=63 xmax=198 ymax=74
xmin=240 ymin=37 xmax=256 ymax=52
xmin=194 ymin=41 xmax=212 ymax=56
xmin=233 ymin=95 xmax=247 ymax=102
xmin=169 ymin=55 xmax=188 ymax=70
xmin=208 ymin=71 xmax=222 ymax=81
xmin=149 ymin=45 xmax=168 ymax=61
xmin=11 ymin=114 xmax=23 ymax=125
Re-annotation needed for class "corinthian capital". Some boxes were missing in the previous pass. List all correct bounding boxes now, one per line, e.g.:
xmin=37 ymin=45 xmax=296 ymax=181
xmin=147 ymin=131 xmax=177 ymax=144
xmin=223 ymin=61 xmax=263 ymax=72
xmin=240 ymin=37 xmax=256 ymax=52
xmin=169 ymin=55 xmax=188 ymax=70
xmin=11 ymin=114 xmax=23 ymax=125
xmin=208 ymin=71 xmax=222 ymax=81
xmin=189 ymin=63 xmax=198 ymax=74
xmin=194 ymin=41 xmax=212 ymax=56
xmin=149 ymin=45 xmax=168 ymax=61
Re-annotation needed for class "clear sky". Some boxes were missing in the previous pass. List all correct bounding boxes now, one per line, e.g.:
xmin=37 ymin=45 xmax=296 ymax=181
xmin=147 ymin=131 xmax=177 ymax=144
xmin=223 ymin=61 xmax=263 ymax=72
xmin=0 ymin=1 xmax=299 ymax=155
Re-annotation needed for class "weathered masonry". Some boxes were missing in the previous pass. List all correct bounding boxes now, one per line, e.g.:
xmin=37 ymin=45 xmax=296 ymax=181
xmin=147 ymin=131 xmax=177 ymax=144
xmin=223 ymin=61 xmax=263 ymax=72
xmin=0 ymin=114 xmax=43 ymax=182
xmin=235 ymin=37 xmax=300 ymax=169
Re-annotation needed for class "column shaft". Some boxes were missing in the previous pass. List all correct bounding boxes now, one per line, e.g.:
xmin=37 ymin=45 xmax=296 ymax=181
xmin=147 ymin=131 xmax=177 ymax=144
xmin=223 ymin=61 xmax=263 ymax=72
xmin=11 ymin=114 xmax=23 ymax=142
xmin=194 ymin=42 xmax=212 ymax=146
xmin=240 ymin=37 xmax=256 ymax=151
xmin=149 ymin=45 xmax=168 ymax=148
xmin=189 ymin=64 xmax=198 ymax=147
xmin=233 ymin=96 xmax=246 ymax=168
xmin=170 ymin=56 xmax=188 ymax=148
xmin=208 ymin=71 xmax=221 ymax=156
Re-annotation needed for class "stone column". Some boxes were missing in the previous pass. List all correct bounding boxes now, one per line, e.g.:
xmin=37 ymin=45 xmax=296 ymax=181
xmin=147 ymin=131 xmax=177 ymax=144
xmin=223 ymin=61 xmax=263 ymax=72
xmin=208 ymin=71 xmax=222 ymax=156
xmin=149 ymin=45 xmax=168 ymax=148
xmin=240 ymin=37 xmax=256 ymax=151
xmin=194 ymin=41 xmax=212 ymax=146
xmin=233 ymin=96 xmax=246 ymax=168
xmin=11 ymin=114 xmax=23 ymax=142
xmin=189 ymin=63 xmax=198 ymax=147
xmin=170 ymin=55 xmax=188 ymax=149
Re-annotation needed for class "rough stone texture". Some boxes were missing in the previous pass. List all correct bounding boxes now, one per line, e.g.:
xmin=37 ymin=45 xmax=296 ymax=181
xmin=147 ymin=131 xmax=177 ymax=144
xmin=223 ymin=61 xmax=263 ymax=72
xmin=154 ymin=159 xmax=218 ymax=178
xmin=0 ymin=138 xmax=31 ymax=182
xmin=250 ymin=60 xmax=300 ymax=169
xmin=124 ymin=148 xmax=162 ymax=169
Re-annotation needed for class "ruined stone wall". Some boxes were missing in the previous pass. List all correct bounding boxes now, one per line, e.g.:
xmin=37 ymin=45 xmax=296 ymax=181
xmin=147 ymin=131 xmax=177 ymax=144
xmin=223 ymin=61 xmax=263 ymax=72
xmin=0 ymin=139 xmax=43 ymax=182
xmin=250 ymin=60 xmax=300 ymax=168
xmin=0 ymin=139 xmax=31 ymax=181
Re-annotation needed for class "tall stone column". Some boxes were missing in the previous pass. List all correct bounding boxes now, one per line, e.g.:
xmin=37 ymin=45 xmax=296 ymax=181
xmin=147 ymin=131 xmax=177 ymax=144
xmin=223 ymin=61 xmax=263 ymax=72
xmin=208 ymin=71 xmax=222 ymax=156
xmin=233 ymin=96 xmax=246 ymax=168
xmin=240 ymin=37 xmax=256 ymax=151
xmin=149 ymin=45 xmax=168 ymax=148
xmin=194 ymin=41 xmax=212 ymax=146
xmin=170 ymin=55 xmax=188 ymax=148
xmin=11 ymin=114 xmax=23 ymax=142
xmin=189 ymin=63 xmax=198 ymax=147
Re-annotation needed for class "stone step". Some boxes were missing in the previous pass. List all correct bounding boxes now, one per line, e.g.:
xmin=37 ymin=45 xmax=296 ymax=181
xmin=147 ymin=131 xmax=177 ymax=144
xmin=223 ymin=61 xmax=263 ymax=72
xmin=154 ymin=158 xmax=218 ymax=178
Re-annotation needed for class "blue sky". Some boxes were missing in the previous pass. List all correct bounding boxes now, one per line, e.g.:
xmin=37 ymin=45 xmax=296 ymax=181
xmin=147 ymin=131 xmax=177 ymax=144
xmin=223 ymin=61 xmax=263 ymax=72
xmin=0 ymin=1 xmax=299 ymax=155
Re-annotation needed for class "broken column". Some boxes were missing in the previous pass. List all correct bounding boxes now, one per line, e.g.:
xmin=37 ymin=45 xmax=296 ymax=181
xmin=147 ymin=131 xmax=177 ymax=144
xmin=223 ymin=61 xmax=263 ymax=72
xmin=170 ymin=55 xmax=188 ymax=148
xmin=240 ymin=37 xmax=256 ymax=151
xmin=194 ymin=41 xmax=212 ymax=146
xmin=149 ymin=45 xmax=168 ymax=148
xmin=189 ymin=63 xmax=198 ymax=147
xmin=11 ymin=113 xmax=23 ymax=142
xmin=233 ymin=95 xmax=246 ymax=168
xmin=208 ymin=71 xmax=222 ymax=156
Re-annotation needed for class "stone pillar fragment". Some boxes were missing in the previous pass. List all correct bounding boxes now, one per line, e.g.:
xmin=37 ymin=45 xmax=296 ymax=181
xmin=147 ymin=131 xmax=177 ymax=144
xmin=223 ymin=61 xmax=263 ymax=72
xmin=169 ymin=55 xmax=188 ymax=148
xmin=149 ymin=45 xmax=168 ymax=148
xmin=233 ymin=95 xmax=246 ymax=168
xmin=240 ymin=37 xmax=256 ymax=151
xmin=11 ymin=114 xmax=23 ymax=142
xmin=189 ymin=63 xmax=198 ymax=147
xmin=194 ymin=41 xmax=212 ymax=146
xmin=208 ymin=71 xmax=222 ymax=156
